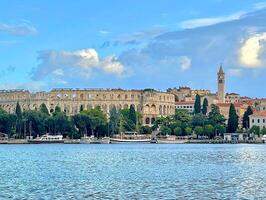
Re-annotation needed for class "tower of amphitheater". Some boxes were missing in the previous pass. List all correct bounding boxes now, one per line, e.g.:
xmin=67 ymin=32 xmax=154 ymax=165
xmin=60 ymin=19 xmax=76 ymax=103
xmin=0 ymin=88 xmax=175 ymax=125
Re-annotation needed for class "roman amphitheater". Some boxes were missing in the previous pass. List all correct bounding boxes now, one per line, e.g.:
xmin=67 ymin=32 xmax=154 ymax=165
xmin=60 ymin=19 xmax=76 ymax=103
xmin=0 ymin=88 xmax=175 ymax=125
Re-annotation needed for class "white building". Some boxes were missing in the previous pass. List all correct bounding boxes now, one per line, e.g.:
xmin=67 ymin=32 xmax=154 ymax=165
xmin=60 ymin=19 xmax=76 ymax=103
xmin=175 ymin=101 xmax=194 ymax=113
xmin=249 ymin=111 xmax=266 ymax=129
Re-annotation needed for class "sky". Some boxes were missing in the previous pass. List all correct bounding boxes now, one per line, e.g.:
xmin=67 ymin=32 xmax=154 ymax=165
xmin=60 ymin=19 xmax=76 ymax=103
xmin=1 ymin=0 xmax=266 ymax=97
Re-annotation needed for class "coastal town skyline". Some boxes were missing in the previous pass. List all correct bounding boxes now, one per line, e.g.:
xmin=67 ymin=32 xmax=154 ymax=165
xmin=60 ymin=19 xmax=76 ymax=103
xmin=1 ymin=0 xmax=266 ymax=98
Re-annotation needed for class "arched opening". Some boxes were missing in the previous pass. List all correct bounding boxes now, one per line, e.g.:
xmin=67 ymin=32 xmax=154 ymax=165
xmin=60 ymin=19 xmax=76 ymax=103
xmin=151 ymin=117 xmax=156 ymax=124
xmin=145 ymin=117 xmax=150 ymax=125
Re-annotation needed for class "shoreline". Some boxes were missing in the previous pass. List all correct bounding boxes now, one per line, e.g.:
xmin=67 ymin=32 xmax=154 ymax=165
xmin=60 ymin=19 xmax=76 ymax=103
xmin=0 ymin=139 xmax=264 ymax=145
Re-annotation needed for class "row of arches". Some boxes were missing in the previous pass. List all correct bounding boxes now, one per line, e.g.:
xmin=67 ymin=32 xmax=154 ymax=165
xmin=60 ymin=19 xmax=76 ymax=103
xmin=0 ymin=102 xmax=175 ymax=117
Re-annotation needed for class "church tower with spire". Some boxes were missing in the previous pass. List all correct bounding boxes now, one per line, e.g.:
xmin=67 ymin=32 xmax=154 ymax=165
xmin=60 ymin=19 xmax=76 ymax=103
xmin=217 ymin=65 xmax=225 ymax=103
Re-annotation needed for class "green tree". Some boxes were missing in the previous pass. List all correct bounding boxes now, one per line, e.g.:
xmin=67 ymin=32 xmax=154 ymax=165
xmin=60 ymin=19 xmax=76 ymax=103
xmin=109 ymin=107 xmax=120 ymax=136
xmin=23 ymin=110 xmax=47 ymax=138
xmin=139 ymin=126 xmax=152 ymax=134
xmin=174 ymin=127 xmax=182 ymax=136
xmin=260 ymin=128 xmax=266 ymax=135
xmin=174 ymin=109 xmax=192 ymax=124
xmin=204 ymin=124 xmax=215 ymax=139
xmin=160 ymin=126 xmax=171 ymax=135
xmin=194 ymin=126 xmax=204 ymax=137
xmin=208 ymin=104 xmax=225 ymax=126
xmin=185 ymin=127 xmax=192 ymax=135
xmin=54 ymin=105 xmax=61 ymax=114
xmin=215 ymin=125 xmax=226 ymax=136
xmin=249 ymin=125 xmax=260 ymax=136
xmin=72 ymin=113 xmax=90 ymax=137
xmin=129 ymin=105 xmax=137 ymax=126
xmin=242 ymin=106 xmax=253 ymax=129
xmin=0 ymin=112 xmax=16 ymax=137
xmin=227 ymin=104 xmax=239 ymax=133
xmin=120 ymin=109 xmax=136 ymax=132
xmin=15 ymin=102 xmax=23 ymax=138
xmin=202 ymin=98 xmax=208 ymax=115
xmin=194 ymin=94 xmax=201 ymax=114
xmin=39 ymin=103 xmax=49 ymax=116
xmin=81 ymin=107 xmax=108 ymax=137
xmin=192 ymin=113 xmax=208 ymax=127
xmin=15 ymin=102 xmax=22 ymax=119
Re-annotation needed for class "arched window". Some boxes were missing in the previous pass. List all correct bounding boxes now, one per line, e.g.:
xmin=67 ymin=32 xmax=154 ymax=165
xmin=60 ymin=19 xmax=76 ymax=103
xmin=145 ymin=117 xmax=150 ymax=125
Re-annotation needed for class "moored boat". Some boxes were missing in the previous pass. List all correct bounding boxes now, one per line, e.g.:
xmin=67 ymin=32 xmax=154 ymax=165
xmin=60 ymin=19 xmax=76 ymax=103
xmin=110 ymin=138 xmax=151 ymax=144
xmin=28 ymin=134 xmax=64 ymax=144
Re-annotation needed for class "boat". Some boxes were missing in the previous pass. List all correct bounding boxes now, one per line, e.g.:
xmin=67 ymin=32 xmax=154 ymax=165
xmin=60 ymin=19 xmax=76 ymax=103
xmin=28 ymin=134 xmax=64 ymax=144
xmin=110 ymin=138 xmax=151 ymax=144
xmin=98 ymin=137 xmax=110 ymax=144
xmin=63 ymin=139 xmax=80 ymax=144
xmin=80 ymin=136 xmax=110 ymax=144
xmin=262 ymin=135 xmax=266 ymax=143
xmin=80 ymin=136 xmax=95 ymax=144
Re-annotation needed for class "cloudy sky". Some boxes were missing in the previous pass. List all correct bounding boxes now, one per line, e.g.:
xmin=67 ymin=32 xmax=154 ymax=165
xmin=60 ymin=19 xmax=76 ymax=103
xmin=1 ymin=0 xmax=266 ymax=97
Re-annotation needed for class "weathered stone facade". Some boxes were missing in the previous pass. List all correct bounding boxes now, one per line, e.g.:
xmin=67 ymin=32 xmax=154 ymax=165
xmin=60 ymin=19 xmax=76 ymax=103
xmin=0 ymin=89 xmax=175 ymax=125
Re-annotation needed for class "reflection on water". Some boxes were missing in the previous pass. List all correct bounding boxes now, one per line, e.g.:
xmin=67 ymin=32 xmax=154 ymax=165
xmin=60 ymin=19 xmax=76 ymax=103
xmin=0 ymin=144 xmax=265 ymax=199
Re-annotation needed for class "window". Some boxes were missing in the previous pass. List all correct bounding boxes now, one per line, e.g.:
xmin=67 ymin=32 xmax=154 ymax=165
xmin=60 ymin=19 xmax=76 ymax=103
xmin=263 ymin=119 xmax=266 ymax=123
xmin=252 ymin=119 xmax=255 ymax=123
xmin=258 ymin=119 xmax=260 ymax=123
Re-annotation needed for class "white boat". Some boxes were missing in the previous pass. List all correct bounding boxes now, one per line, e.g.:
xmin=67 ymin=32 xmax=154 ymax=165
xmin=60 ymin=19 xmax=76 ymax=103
xmin=110 ymin=138 xmax=151 ymax=144
xmin=80 ymin=136 xmax=95 ymax=144
xmin=28 ymin=134 xmax=64 ymax=144
xmin=262 ymin=135 xmax=266 ymax=143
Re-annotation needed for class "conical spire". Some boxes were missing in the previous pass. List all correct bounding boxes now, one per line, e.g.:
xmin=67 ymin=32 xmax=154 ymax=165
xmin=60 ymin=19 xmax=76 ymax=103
xmin=218 ymin=64 xmax=224 ymax=74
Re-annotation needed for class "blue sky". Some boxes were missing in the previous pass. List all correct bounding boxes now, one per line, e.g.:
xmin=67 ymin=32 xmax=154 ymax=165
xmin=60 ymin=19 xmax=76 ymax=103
xmin=1 ymin=0 xmax=266 ymax=97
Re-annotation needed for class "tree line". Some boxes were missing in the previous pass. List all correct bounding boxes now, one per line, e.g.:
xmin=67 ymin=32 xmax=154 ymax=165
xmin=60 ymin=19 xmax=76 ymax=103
xmin=156 ymin=94 xmax=266 ymax=139
xmin=0 ymin=96 xmax=264 ymax=139
xmin=0 ymin=102 xmax=144 ymax=139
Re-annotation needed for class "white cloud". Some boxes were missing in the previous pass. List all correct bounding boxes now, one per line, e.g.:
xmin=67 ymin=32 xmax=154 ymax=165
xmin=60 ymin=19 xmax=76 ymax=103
xmin=99 ymin=30 xmax=111 ymax=35
xmin=0 ymin=81 xmax=46 ymax=91
xmin=178 ymin=56 xmax=191 ymax=71
xmin=32 ymin=48 xmax=125 ymax=80
xmin=101 ymin=56 xmax=124 ymax=76
xmin=52 ymin=69 xmax=64 ymax=76
xmin=253 ymin=2 xmax=266 ymax=10
xmin=0 ymin=22 xmax=37 ymax=36
xmin=228 ymin=68 xmax=242 ymax=77
xmin=179 ymin=12 xmax=245 ymax=29
xmin=239 ymin=32 xmax=266 ymax=68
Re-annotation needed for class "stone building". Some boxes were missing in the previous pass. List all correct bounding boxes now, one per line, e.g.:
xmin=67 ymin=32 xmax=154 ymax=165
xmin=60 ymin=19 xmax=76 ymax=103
xmin=249 ymin=111 xmax=266 ymax=130
xmin=217 ymin=65 xmax=225 ymax=103
xmin=0 ymin=88 xmax=175 ymax=126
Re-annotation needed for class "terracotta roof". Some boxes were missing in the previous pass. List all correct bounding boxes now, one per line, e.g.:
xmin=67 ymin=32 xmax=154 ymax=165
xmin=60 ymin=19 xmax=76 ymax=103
xmin=251 ymin=111 xmax=266 ymax=117
xmin=216 ymin=102 xmax=250 ymax=107
xmin=176 ymin=101 xmax=194 ymax=105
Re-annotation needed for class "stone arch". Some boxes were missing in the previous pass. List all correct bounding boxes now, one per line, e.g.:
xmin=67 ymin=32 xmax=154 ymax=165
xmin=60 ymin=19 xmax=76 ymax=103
xmin=87 ymin=104 xmax=93 ymax=110
xmin=145 ymin=117 xmax=150 ymax=125
xmin=117 ymin=104 xmax=122 ymax=110
xmin=130 ymin=104 xmax=135 ymax=109
xmin=102 ymin=104 xmax=108 ymax=112
xmin=109 ymin=104 xmax=116 ymax=112
xmin=163 ymin=105 xmax=166 ymax=115
xmin=151 ymin=104 xmax=156 ymax=113
xmin=144 ymin=104 xmax=150 ymax=113
xmin=151 ymin=117 xmax=156 ymax=124
xmin=159 ymin=105 xmax=163 ymax=115
xmin=123 ymin=104 xmax=128 ymax=109
xmin=137 ymin=104 xmax=142 ymax=112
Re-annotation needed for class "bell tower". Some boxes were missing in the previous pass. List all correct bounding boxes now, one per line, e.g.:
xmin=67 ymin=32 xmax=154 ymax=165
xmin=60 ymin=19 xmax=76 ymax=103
xmin=217 ymin=65 xmax=225 ymax=103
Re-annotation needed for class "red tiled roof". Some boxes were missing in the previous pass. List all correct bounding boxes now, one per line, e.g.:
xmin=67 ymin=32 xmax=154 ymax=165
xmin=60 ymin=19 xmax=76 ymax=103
xmin=216 ymin=102 xmax=252 ymax=107
xmin=176 ymin=101 xmax=194 ymax=105
xmin=251 ymin=111 xmax=266 ymax=117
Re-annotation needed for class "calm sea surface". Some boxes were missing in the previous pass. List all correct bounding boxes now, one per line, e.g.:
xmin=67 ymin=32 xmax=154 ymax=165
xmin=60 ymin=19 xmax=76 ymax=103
xmin=0 ymin=144 xmax=265 ymax=200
